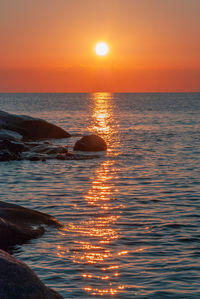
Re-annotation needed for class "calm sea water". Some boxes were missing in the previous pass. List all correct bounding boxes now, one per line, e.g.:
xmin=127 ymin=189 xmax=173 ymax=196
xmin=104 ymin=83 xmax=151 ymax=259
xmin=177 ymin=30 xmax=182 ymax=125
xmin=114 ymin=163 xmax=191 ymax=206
xmin=0 ymin=93 xmax=200 ymax=298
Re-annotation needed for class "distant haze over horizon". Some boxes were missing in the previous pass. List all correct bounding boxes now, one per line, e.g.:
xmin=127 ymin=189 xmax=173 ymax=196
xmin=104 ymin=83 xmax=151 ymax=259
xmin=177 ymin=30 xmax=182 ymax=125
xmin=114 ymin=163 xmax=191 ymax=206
xmin=0 ymin=0 xmax=199 ymax=92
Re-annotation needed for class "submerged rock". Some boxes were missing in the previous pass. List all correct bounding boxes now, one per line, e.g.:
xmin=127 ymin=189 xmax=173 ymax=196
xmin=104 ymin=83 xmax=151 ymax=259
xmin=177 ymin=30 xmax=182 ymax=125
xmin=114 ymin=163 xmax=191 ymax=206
xmin=0 ymin=249 xmax=63 ymax=299
xmin=0 ymin=110 xmax=70 ymax=141
xmin=73 ymin=134 xmax=107 ymax=151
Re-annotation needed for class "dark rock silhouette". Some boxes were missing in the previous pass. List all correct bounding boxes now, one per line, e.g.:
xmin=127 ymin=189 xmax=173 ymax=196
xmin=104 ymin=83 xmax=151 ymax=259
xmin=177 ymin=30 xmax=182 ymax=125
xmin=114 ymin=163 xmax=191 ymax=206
xmin=0 ymin=111 xmax=102 ymax=161
xmin=0 ymin=201 xmax=61 ymax=227
xmin=0 ymin=249 xmax=63 ymax=299
xmin=73 ymin=134 xmax=107 ymax=151
xmin=0 ymin=202 xmax=63 ymax=297
xmin=0 ymin=139 xmax=100 ymax=162
xmin=0 ymin=110 xmax=70 ymax=141
xmin=0 ymin=204 xmax=65 ymax=298
xmin=0 ymin=140 xmax=24 ymax=161
xmin=22 ymin=142 xmax=69 ymax=161
xmin=0 ymin=201 xmax=61 ymax=250
xmin=0 ymin=217 xmax=44 ymax=250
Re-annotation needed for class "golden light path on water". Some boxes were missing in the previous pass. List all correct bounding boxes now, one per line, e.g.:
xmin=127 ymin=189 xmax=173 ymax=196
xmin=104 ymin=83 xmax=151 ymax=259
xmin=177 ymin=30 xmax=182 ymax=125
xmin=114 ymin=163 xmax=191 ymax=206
xmin=58 ymin=93 xmax=126 ymax=296
xmin=82 ymin=93 xmax=125 ymax=296
xmin=87 ymin=92 xmax=120 ymax=156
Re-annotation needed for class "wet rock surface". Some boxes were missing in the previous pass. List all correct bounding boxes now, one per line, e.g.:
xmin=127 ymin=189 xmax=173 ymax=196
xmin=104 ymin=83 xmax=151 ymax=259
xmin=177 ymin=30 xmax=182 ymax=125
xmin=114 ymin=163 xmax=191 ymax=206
xmin=0 ymin=249 xmax=63 ymax=299
xmin=73 ymin=134 xmax=107 ymax=151
xmin=0 ymin=201 xmax=61 ymax=250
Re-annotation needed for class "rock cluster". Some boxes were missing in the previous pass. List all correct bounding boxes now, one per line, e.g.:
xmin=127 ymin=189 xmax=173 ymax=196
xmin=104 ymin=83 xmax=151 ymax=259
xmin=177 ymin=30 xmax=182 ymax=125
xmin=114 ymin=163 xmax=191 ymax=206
xmin=0 ymin=201 xmax=63 ymax=298
xmin=0 ymin=110 xmax=107 ymax=161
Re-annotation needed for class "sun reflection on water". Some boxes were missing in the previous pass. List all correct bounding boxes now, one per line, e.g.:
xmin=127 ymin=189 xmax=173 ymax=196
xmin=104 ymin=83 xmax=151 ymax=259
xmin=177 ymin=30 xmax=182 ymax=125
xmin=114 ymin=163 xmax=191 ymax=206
xmin=58 ymin=93 xmax=125 ymax=296
xmin=88 ymin=92 xmax=120 ymax=155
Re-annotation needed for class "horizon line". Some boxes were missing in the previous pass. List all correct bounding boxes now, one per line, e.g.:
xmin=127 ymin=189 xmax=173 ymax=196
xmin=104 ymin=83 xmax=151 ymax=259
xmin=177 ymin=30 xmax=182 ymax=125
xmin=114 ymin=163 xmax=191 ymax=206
xmin=0 ymin=91 xmax=199 ymax=94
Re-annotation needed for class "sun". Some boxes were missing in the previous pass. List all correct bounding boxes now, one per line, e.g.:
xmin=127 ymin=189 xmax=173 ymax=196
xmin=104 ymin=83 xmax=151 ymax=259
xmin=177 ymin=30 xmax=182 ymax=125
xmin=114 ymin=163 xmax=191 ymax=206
xmin=95 ymin=42 xmax=109 ymax=56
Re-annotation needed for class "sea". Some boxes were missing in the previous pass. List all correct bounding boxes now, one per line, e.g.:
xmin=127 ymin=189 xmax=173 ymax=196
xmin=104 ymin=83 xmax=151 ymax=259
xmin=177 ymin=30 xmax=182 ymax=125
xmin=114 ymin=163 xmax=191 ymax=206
xmin=0 ymin=92 xmax=200 ymax=298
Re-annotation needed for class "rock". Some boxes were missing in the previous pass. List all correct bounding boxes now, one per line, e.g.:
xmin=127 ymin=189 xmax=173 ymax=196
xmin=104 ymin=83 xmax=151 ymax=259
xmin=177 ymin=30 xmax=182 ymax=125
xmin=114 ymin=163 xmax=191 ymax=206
xmin=28 ymin=143 xmax=69 ymax=155
xmin=0 ymin=140 xmax=24 ymax=161
xmin=23 ymin=153 xmax=48 ymax=161
xmin=17 ymin=119 xmax=70 ymax=141
xmin=0 ymin=249 xmax=63 ymax=299
xmin=0 ymin=217 xmax=44 ymax=250
xmin=22 ymin=143 xmax=99 ymax=161
xmin=0 ymin=110 xmax=70 ymax=141
xmin=0 ymin=111 xmax=103 ymax=161
xmin=73 ymin=134 xmax=107 ymax=151
xmin=0 ymin=150 xmax=19 ymax=162
xmin=0 ymin=138 xmax=101 ymax=162
xmin=22 ymin=143 xmax=69 ymax=161
xmin=0 ymin=110 xmax=71 ymax=161
xmin=0 ymin=201 xmax=62 ymax=250
xmin=0 ymin=202 xmax=63 ymax=297
xmin=0 ymin=201 xmax=61 ymax=228
xmin=0 ymin=140 xmax=24 ymax=153
xmin=0 ymin=129 xmax=23 ymax=141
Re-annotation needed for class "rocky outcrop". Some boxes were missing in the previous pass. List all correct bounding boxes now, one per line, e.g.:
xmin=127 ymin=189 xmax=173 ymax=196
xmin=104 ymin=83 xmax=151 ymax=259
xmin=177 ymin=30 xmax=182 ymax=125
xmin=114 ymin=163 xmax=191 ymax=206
xmin=73 ymin=134 xmax=107 ymax=151
xmin=0 ymin=139 xmax=100 ymax=162
xmin=22 ymin=142 xmax=69 ymax=161
xmin=0 ymin=201 xmax=63 ymax=297
xmin=0 ymin=201 xmax=61 ymax=250
xmin=0 ymin=249 xmax=63 ymax=299
xmin=0 ymin=110 xmax=70 ymax=141
xmin=0 ymin=111 xmax=103 ymax=161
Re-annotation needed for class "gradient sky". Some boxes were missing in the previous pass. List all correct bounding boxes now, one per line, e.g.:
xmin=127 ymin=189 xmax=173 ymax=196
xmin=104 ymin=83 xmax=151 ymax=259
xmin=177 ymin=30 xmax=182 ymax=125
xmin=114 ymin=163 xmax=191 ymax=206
xmin=0 ymin=0 xmax=199 ymax=92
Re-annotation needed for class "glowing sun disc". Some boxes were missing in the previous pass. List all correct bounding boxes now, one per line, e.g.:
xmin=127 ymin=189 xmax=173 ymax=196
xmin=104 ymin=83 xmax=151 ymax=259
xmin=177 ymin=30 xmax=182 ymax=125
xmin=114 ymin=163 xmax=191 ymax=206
xmin=95 ymin=42 xmax=109 ymax=56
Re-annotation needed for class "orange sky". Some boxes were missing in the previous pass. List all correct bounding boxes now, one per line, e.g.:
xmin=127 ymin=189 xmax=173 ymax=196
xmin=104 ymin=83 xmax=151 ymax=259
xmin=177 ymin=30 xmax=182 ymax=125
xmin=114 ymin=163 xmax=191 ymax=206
xmin=0 ymin=0 xmax=199 ymax=92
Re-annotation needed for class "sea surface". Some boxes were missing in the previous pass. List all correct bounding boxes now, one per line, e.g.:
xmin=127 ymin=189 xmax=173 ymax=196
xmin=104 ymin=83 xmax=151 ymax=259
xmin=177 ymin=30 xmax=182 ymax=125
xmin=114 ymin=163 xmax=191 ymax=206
xmin=0 ymin=93 xmax=200 ymax=298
